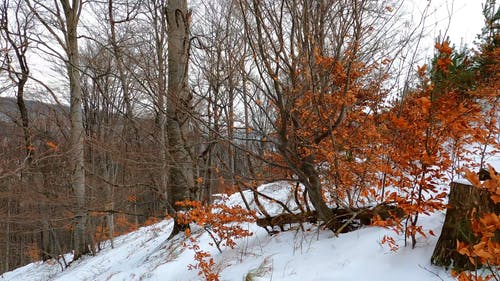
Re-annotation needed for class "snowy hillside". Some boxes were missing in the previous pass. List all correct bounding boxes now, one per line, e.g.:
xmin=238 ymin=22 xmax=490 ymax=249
xmin=0 ymin=182 xmax=462 ymax=281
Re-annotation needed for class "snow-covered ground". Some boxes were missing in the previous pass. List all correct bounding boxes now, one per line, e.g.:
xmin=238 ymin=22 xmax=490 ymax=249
xmin=1 ymin=183 xmax=460 ymax=281
xmin=2 ymin=147 xmax=499 ymax=281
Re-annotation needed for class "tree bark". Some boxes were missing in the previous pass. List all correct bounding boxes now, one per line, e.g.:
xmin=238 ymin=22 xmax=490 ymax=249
xmin=5 ymin=190 xmax=11 ymax=272
xmin=300 ymin=158 xmax=338 ymax=229
xmin=60 ymin=0 xmax=87 ymax=260
xmin=431 ymin=181 xmax=499 ymax=271
xmin=165 ymin=0 xmax=194 ymax=237
xmin=256 ymin=205 xmax=404 ymax=232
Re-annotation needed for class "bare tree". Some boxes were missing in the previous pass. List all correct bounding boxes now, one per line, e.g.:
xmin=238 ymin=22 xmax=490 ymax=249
xmin=165 ymin=0 xmax=194 ymax=237
xmin=26 ymin=0 xmax=88 ymax=259
xmin=190 ymin=0 xmax=250 ymax=200
xmin=0 ymin=0 xmax=34 ymax=162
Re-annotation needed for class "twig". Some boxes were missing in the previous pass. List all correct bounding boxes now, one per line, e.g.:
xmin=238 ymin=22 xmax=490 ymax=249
xmin=418 ymin=265 xmax=445 ymax=281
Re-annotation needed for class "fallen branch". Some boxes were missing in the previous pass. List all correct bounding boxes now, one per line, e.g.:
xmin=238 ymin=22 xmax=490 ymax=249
xmin=256 ymin=204 xmax=404 ymax=234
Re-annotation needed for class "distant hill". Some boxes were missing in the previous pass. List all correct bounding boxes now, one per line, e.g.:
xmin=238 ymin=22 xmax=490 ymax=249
xmin=0 ymin=97 xmax=67 ymax=122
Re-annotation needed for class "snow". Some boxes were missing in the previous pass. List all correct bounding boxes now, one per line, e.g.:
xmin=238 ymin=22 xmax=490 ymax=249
xmin=453 ymin=145 xmax=500 ymax=185
xmin=3 ymin=145 xmax=499 ymax=281
xmin=222 ymin=213 xmax=452 ymax=281
xmin=225 ymin=181 xmax=312 ymax=217
xmin=1 ymin=182 xmax=459 ymax=281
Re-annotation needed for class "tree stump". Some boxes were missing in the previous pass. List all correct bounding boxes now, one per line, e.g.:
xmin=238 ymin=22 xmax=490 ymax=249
xmin=431 ymin=181 xmax=499 ymax=271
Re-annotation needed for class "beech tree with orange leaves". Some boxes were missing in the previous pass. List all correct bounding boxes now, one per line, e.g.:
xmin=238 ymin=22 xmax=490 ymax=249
xmin=377 ymin=40 xmax=490 ymax=249
xmin=175 ymin=199 xmax=255 ymax=281
xmin=236 ymin=0 xmax=416 ymax=232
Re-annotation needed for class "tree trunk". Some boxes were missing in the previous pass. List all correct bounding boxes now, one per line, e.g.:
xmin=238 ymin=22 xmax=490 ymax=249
xmin=165 ymin=0 xmax=194 ymax=237
xmin=5 ymin=189 xmax=11 ymax=272
xmin=431 ymin=181 xmax=499 ymax=271
xmin=61 ymin=0 xmax=87 ymax=260
xmin=300 ymin=158 xmax=337 ymax=229
xmin=256 ymin=205 xmax=404 ymax=232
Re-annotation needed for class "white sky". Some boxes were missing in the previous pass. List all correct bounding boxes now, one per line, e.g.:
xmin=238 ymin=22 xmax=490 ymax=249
xmin=415 ymin=0 xmax=485 ymax=48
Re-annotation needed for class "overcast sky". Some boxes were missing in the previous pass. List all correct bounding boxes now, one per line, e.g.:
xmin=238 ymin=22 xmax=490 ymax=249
xmin=416 ymin=0 xmax=485 ymax=48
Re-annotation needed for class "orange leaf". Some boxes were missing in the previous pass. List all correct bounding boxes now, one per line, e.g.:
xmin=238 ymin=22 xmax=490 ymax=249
xmin=46 ymin=141 xmax=58 ymax=151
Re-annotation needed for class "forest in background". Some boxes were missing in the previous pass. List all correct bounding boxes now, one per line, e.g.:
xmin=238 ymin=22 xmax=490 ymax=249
xmin=0 ymin=0 xmax=498 ymax=280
